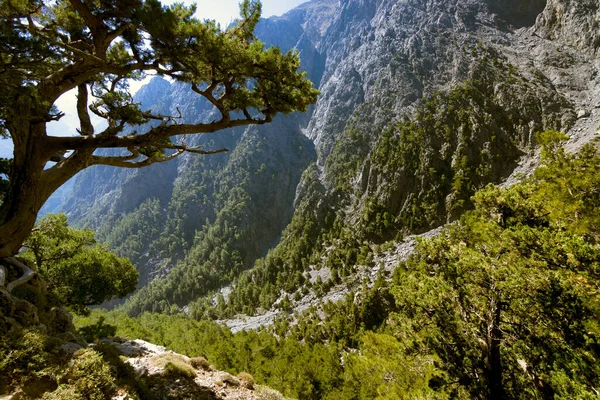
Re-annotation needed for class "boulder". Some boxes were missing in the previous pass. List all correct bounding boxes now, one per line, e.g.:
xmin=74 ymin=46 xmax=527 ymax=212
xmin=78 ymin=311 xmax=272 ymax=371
xmin=60 ymin=342 xmax=83 ymax=356
xmin=12 ymin=299 xmax=38 ymax=326
xmin=577 ymin=109 xmax=590 ymax=118
xmin=0 ymin=288 xmax=15 ymax=316
xmin=46 ymin=307 xmax=75 ymax=335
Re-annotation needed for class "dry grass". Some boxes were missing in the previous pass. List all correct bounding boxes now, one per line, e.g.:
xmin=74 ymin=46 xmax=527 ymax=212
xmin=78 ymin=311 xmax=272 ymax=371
xmin=255 ymin=385 xmax=289 ymax=400
xmin=151 ymin=353 xmax=196 ymax=378
xmin=236 ymin=371 xmax=255 ymax=389
xmin=190 ymin=356 xmax=211 ymax=370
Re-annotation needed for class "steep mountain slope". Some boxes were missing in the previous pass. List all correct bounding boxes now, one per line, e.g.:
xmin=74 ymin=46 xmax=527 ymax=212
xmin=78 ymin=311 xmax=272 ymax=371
xmin=187 ymin=0 xmax=600 ymax=321
xmin=50 ymin=3 xmax=335 ymax=298
xmin=49 ymin=0 xmax=600 ymax=317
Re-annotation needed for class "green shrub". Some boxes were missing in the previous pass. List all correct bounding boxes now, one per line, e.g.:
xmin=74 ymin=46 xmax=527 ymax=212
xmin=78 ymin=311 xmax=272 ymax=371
xmin=0 ymin=328 xmax=63 ymax=394
xmin=237 ymin=371 xmax=255 ymax=389
xmin=11 ymin=285 xmax=48 ymax=310
xmin=190 ymin=356 xmax=211 ymax=370
xmin=78 ymin=316 xmax=117 ymax=342
xmin=152 ymin=353 xmax=196 ymax=378
xmin=43 ymin=349 xmax=116 ymax=400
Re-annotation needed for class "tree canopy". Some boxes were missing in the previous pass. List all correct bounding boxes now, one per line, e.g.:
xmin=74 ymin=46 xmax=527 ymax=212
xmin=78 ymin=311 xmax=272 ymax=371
xmin=390 ymin=133 xmax=600 ymax=399
xmin=22 ymin=214 xmax=138 ymax=314
xmin=0 ymin=0 xmax=319 ymax=258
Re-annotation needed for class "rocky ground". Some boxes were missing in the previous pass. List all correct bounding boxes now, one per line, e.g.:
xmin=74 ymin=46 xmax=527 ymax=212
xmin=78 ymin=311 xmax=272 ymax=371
xmin=220 ymin=226 xmax=444 ymax=333
xmin=102 ymin=338 xmax=288 ymax=400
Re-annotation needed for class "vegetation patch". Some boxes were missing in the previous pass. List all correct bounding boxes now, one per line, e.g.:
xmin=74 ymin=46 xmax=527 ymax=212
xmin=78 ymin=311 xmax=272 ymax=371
xmin=152 ymin=353 xmax=197 ymax=378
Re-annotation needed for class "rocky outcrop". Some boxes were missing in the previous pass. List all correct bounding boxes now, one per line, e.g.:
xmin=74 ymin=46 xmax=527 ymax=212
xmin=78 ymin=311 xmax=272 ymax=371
xmin=0 ymin=259 xmax=83 ymax=350
xmin=536 ymin=0 xmax=600 ymax=51
xmin=100 ymin=338 xmax=284 ymax=400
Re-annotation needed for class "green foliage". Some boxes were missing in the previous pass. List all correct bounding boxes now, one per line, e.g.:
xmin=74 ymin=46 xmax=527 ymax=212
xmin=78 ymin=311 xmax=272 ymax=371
xmin=0 ymin=328 xmax=64 ymax=396
xmin=152 ymin=353 xmax=196 ymax=378
xmin=0 ymin=328 xmax=122 ymax=399
xmin=341 ymin=333 xmax=438 ymax=399
xmin=362 ymin=79 xmax=518 ymax=239
xmin=1 ymin=0 xmax=318 ymax=132
xmin=351 ymin=55 xmax=569 ymax=242
xmin=78 ymin=316 xmax=117 ymax=342
xmin=103 ymin=198 xmax=164 ymax=265
xmin=23 ymin=214 xmax=138 ymax=314
xmin=532 ymin=131 xmax=600 ymax=236
xmin=389 ymin=141 xmax=600 ymax=398
xmin=43 ymin=349 xmax=116 ymax=400
xmin=326 ymin=125 xmax=371 ymax=193
xmin=181 ymin=163 xmax=333 ymax=319
xmin=120 ymin=129 xmax=314 ymax=317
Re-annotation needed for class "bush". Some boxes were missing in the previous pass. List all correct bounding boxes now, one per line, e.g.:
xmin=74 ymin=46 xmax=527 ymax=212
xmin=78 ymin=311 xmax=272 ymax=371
xmin=43 ymin=349 xmax=116 ymax=400
xmin=152 ymin=353 xmax=196 ymax=378
xmin=190 ymin=356 xmax=211 ymax=370
xmin=78 ymin=316 xmax=117 ymax=342
xmin=255 ymin=386 xmax=287 ymax=400
xmin=218 ymin=372 xmax=240 ymax=387
xmin=0 ymin=328 xmax=63 ymax=394
xmin=237 ymin=371 xmax=255 ymax=389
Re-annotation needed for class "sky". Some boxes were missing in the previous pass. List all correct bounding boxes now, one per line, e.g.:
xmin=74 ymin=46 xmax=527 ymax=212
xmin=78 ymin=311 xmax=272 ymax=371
xmin=181 ymin=0 xmax=309 ymax=27
xmin=0 ymin=0 xmax=309 ymax=158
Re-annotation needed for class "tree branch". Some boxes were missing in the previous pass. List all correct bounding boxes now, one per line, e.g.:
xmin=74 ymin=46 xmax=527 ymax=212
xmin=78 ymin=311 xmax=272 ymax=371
xmin=77 ymin=84 xmax=94 ymax=136
xmin=91 ymin=149 xmax=183 ymax=168
xmin=46 ymin=114 xmax=271 ymax=153
xmin=68 ymin=0 xmax=103 ymax=40
xmin=90 ymin=144 xmax=228 ymax=168
xmin=4 ymin=257 xmax=35 ymax=293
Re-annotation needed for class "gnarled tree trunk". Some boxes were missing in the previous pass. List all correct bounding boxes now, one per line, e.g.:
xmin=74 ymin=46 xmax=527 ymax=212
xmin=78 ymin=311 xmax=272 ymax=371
xmin=0 ymin=94 xmax=91 ymax=258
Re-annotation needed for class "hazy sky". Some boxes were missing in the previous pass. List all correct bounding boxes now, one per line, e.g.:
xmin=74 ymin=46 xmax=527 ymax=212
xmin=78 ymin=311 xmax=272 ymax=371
xmin=181 ymin=0 xmax=309 ymax=27
xmin=0 ymin=0 xmax=310 ymax=158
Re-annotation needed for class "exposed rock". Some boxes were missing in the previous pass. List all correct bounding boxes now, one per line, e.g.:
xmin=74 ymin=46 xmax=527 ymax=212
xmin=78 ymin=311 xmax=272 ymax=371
xmin=46 ymin=306 xmax=75 ymax=335
xmin=578 ymin=109 xmax=590 ymax=118
xmin=103 ymin=339 xmax=168 ymax=357
xmin=59 ymin=342 xmax=82 ymax=356
xmin=96 ymin=338 xmax=283 ymax=400
xmin=12 ymin=299 xmax=38 ymax=327
xmin=535 ymin=0 xmax=600 ymax=51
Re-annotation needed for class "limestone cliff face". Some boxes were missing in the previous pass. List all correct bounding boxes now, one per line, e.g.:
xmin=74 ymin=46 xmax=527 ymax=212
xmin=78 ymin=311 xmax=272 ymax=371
xmin=293 ymin=0 xmax=599 ymax=239
xmin=304 ymin=0 xmax=582 ymax=162
xmin=536 ymin=0 xmax=600 ymax=51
